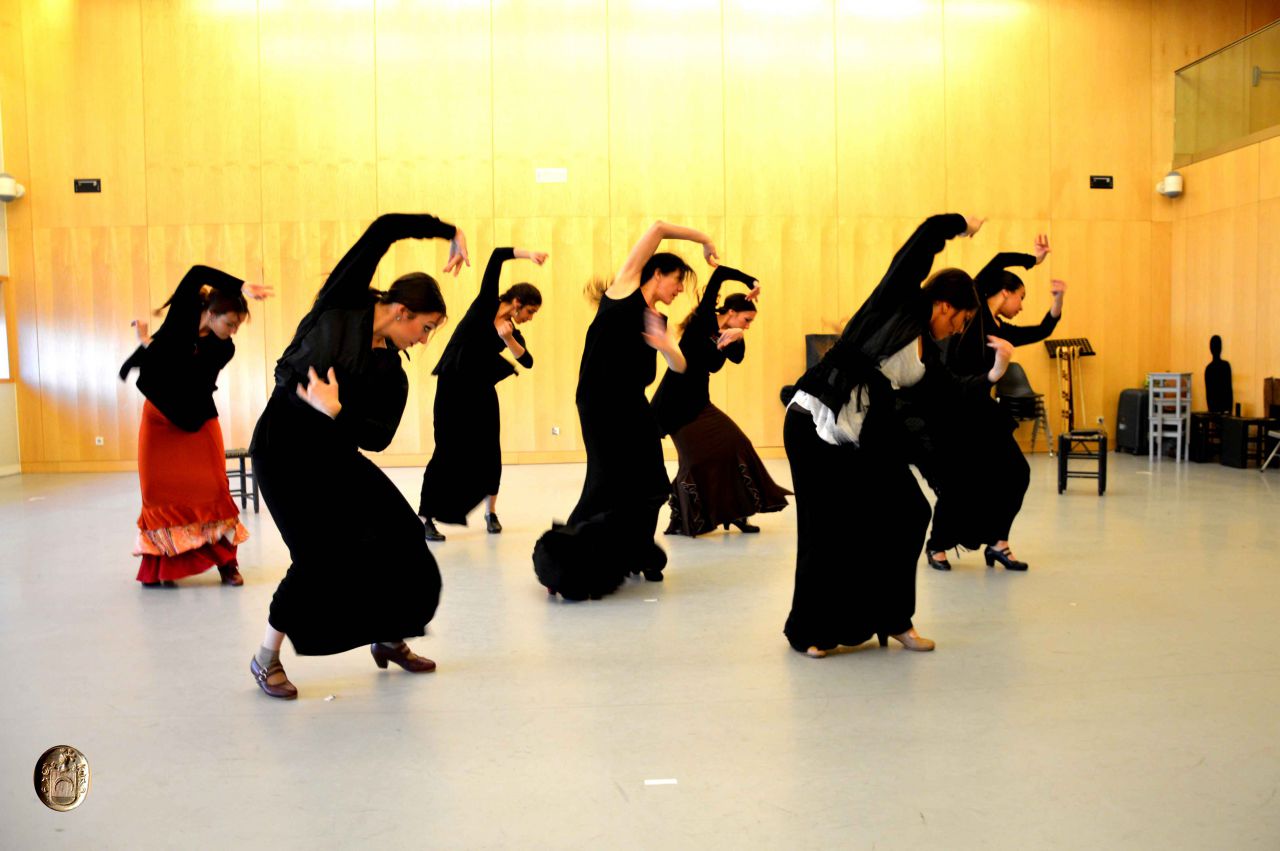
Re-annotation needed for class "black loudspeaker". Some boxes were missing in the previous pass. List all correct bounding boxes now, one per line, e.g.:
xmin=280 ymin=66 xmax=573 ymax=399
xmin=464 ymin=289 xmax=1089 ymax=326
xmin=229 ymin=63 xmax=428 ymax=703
xmin=1115 ymin=389 xmax=1149 ymax=454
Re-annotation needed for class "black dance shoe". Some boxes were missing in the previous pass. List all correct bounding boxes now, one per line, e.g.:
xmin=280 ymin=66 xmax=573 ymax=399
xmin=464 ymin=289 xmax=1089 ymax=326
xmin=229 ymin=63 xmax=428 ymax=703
xmin=723 ymin=518 xmax=761 ymax=533
xmin=422 ymin=518 xmax=446 ymax=542
xmin=925 ymin=549 xmax=952 ymax=571
xmin=984 ymin=546 xmax=1028 ymax=571
xmin=485 ymin=513 xmax=502 ymax=534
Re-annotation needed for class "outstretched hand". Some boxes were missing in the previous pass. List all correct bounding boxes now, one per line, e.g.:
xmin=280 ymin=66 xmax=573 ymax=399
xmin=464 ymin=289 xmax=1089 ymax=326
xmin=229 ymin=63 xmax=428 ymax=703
xmin=1033 ymin=233 xmax=1051 ymax=265
xmin=243 ymin=283 xmax=275 ymax=301
xmin=444 ymin=229 xmax=471 ymax=277
xmin=516 ymin=249 xmax=549 ymax=266
xmin=703 ymin=242 xmax=720 ymax=268
xmin=295 ymin=366 xmax=342 ymax=419
xmin=965 ymin=216 xmax=986 ymax=238
xmin=130 ymin=319 xmax=151 ymax=346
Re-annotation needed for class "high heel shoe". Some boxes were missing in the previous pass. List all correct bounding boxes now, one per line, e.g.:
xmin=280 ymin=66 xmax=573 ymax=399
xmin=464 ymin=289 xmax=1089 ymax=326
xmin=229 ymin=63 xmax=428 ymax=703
xmin=484 ymin=513 xmax=502 ymax=534
xmin=984 ymin=545 xmax=1028 ymax=571
xmin=217 ymin=564 xmax=244 ymax=586
xmin=925 ymin=549 xmax=951 ymax=571
xmin=370 ymin=642 xmax=436 ymax=673
xmin=422 ymin=518 xmax=446 ymax=542
xmin=723 ymin=518 xmax=760 ymax=533
xmin=250 ymin=656 xmax=298 ymax=699
xmin=877 ymin=629 xmax=936 ymax=651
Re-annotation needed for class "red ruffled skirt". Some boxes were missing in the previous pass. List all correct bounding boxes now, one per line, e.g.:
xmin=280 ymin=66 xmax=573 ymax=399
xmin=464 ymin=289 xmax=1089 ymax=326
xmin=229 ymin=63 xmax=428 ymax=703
xmin=134 ymin=401 xmax=248 ymax=583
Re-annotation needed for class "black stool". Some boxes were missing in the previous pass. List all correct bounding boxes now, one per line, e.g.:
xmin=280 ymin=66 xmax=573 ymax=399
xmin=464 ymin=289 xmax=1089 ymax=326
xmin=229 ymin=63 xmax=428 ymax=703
xmin=1058 ymin=430 xmax=1107 ymax=495
xmin=225 ymin=448 xmax=259 ymax=513
xmin=1220 ymin=417 xmax=1273 ymax=468
xmin=1189 ymin=412 xmax=1223 ymax=463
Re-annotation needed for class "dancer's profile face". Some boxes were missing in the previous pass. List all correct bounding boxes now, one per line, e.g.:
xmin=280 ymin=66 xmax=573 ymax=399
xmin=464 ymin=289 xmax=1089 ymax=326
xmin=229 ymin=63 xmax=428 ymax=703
xmin=723 ymin=310 xmax=756 ymax=330
xmin=204 ymin=310 xmax=246 ymax=340
xmin=998 ymin=286 xmax=1025 ymax=319
xmin=929 ymin=303 xmax=972 ymax=340
xmin=389 ymin=310 xmax=444 ymax=349
xmin=513 ymin=301 xmax=540 ymax=324
xmin=652 ymin=270 xmax=685 ymax=305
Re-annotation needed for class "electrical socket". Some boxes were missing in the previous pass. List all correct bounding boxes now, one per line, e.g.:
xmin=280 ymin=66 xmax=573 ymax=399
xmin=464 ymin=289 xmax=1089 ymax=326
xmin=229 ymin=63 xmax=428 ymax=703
xmin=94 ymin=436 xmax=104 ymax=446
xmin=551 ymin=427 xmax=560 ymax=436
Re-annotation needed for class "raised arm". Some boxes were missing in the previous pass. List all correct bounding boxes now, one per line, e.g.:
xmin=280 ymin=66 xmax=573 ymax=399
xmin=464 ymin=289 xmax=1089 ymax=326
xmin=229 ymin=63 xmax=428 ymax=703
xmin=997 ymin=309 xmax=1061 ymax=347
xmin=607 ymin=221 xmax=718 ymax=299
xmin=149 ymin=265 xmax=246 ymax=353
xmin=698 ymin=264 xmax=757 ymax=320
xmin=315 ymin=214 xmax=460 ymax=315
xmin=865 ymin=214 xmax=979 ymax=313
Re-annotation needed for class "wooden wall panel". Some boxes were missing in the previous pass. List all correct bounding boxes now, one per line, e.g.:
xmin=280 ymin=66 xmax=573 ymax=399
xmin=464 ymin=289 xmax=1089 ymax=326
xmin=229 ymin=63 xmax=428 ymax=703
xmin=1259 ymin=134 xmax=1280 ymax=198
xmin=146 ymin=225 xmax=266 ymax=450
xmin=1048 ymin=0 xmax=1152 ymax=222
xmin=375 ymin=1 xmax=493 ymax=218
xmin=945 ymin=0 xmax=1052 ymax=221
xmin=724 ymin=0 xmax=835 ymax=218
xmin=1257 ymin=198 xmax=1280 ymax=411
xmin=607 ymin=0 xmax=724 ymax=218
xmin=1248 ymin=0 xmax=1280 ymax=31
xmin=141 ymin=1 xmax=262 ymax=226
xmin=22 ymin=0 xmax=148 ymax=229
xmin=1177 ymin=142 xmax=1259 ymax=218
xmin=32 ymin=227 xmax=150 ymax=462
xmin=259 ymin=1 xmax=377 ymax=224
xmin=492 ymin=0 xmax=609 ymax=219
xmin=836 ymin=1 xmax=946 ymax=219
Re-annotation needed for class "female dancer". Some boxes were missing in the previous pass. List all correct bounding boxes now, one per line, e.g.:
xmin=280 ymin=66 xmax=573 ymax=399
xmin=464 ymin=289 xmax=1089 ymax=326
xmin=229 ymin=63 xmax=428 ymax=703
xmin=783 ymin=213 xmax=1013 ymax=657
xmin=248 ymin=213 xmax=467 ymax=700
xmin=925 ymin=236 xmax=1066 ymax=572
xmin=419 ymin=247 xmax=547 ymax=541
xmin=120 ymin=265 xmax=270 ymax=588
xmin=652 ymin=265 xmax=790 ymax=536
xmin=533 ymin=221 xmax=717 ymax=601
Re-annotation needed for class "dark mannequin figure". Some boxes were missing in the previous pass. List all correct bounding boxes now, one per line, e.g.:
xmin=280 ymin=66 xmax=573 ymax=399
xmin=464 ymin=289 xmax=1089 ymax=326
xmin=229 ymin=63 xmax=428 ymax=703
xmin=1205 ymin=335 xmax=1233 ymax=414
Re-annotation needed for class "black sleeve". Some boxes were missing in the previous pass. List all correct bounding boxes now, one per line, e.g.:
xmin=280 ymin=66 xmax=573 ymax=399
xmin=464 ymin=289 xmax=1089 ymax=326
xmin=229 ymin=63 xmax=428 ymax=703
xmin=996 ymin=310 xmax=1060 ymax=347
xmin=148 ymin=265 xmax=245 ymax=357
xmin=866 ymin=214 xmax=968 ymax=313
xmin=334 ymin=383 xmax=406 ymax=452
xmin=698 ymin=265 xmax=756 ymax=319
xmin=722 ymin=338 xmax=746 ymax=365
xmin=512 ymin=328 xmax=533 ymax=369
xmin=316 ymin=214 xmax=457 ymax=313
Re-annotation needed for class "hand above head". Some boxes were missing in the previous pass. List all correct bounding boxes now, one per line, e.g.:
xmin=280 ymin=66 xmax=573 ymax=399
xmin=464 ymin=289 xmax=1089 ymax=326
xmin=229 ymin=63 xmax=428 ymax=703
xmin=243 ymin=283 xmax=275 ymax=301
xmin=1049 ymin=278 xmax=1067 ymax=297
xmin=964 ymin=216 xmax=986 ymax=238
xmin=131 ymin=319 xmax=151 ymax=346
xmin=716 ymin=327 xmax=745 ymax=349
xmin=1033 ymin=233 xmax=1051 ymax=265
xmin=515 ymin=249 xmax=549 ymax=265
xmin=444 ymin=229 xmax=471 ymax=277
xmin=703 ymin=241 xmax=720 ymax=268
xmin=745 ymin=282 xmax=762 ymax=302
xmin=295 ymin=366 xmax=342 ymax=419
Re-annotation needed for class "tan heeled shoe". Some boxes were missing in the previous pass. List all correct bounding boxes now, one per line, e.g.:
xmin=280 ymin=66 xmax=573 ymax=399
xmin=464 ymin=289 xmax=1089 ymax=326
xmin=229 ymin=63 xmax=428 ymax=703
xmin=805 ymin=646 xmax=827 ymax=658
xmin=878 ymin=629 xmax=935 ymax=652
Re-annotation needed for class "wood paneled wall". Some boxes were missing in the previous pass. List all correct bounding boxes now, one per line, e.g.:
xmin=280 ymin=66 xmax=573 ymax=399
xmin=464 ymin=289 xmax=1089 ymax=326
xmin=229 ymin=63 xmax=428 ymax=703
xmin=1 ymin=0 xmax=1275 ymax=471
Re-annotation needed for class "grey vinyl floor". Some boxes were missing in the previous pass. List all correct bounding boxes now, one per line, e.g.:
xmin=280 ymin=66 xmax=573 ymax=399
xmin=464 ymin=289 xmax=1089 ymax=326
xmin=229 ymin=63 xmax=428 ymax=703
xmin=1 ymin=453 xmax=1278 ymax=850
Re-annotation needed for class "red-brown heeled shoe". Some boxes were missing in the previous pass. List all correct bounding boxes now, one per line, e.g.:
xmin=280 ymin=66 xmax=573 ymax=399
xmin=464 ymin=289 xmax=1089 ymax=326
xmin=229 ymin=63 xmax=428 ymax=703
xmin=250 ymin=656 xmax=298 ymax=699
xmin=370 ymin=642 xmax=436 ymax=673
xmin=218 ymin=564 xmax=244 ymax=586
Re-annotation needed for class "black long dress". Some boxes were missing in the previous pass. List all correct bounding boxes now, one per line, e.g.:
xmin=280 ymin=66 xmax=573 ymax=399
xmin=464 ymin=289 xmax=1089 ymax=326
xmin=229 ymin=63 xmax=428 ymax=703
xmin=651 ymin=265 xmax=791 ymax=536
xmin=418 ymin=248 xmax=533 ymax=525
xmin=532 ymin=288 xmax=668 ymax=600
xmin=250 ymin=214 xmax=453 ymax=656
xmin=927 ymin=253 xmax=1060 ymax=552
xmin=783 ymin=214 xmax=992 ymax=652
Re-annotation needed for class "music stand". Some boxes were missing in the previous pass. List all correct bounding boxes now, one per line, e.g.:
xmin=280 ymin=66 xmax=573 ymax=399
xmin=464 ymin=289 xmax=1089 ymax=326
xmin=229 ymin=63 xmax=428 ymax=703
xmin=1045 ymin=338 xmax=1105 ymax=495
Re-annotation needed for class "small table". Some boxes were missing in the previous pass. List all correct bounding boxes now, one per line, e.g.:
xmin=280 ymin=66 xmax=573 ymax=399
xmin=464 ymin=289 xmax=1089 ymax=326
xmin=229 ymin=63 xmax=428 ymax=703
xmin=1189 ymin=412 xmax=1224 ymax=463
xmin=1058 ymin=430 xmax=1107 ymax=495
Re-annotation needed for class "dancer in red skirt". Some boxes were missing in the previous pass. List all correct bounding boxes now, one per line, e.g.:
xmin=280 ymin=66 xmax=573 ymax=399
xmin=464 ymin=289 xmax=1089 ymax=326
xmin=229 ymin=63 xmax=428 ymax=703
xmin=120 ymin=266 xmax=271 ymax=587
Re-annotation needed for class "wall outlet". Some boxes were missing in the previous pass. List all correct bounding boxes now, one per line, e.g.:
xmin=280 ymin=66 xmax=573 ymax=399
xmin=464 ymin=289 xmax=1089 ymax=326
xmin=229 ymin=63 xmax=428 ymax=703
xmin=551 ymin=427 xmax=560 ymax=436
xmin=94 ymin=436 xmax=104 ymax=446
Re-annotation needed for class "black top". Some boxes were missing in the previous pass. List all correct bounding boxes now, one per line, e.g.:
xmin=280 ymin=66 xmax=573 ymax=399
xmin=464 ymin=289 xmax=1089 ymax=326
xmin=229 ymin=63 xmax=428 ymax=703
xmin=793 ymin=214 xmax=991 ymax=417
xmin=650 ymin=264 xmax=756 ymax=436
xmin=948 ymin=250 xmax=1060 ymax=374
xmin=119 ymin=265 xmax=244 ymax=432
xmin=576 ymin=288 xmax=658 ymax=406
xmin=432 ymin=247 xmax=534 ymax=386
xmin=272 ymin=213 xmax=457 ymax=452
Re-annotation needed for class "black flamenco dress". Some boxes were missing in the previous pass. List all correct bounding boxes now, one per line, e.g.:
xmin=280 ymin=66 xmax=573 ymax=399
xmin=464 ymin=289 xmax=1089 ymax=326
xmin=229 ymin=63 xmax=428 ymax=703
xmin=533 ymin=288 xmax=669 ymax=600
xmin=418 ymin=248 xmax=532 ymax=525
xmin=783 ymin=214 xmax=995 ymax=652
xmin=651 ymin=265 xmax=790 ymax=536
xmin=250 ymin=214 xmax=453 ymax=655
